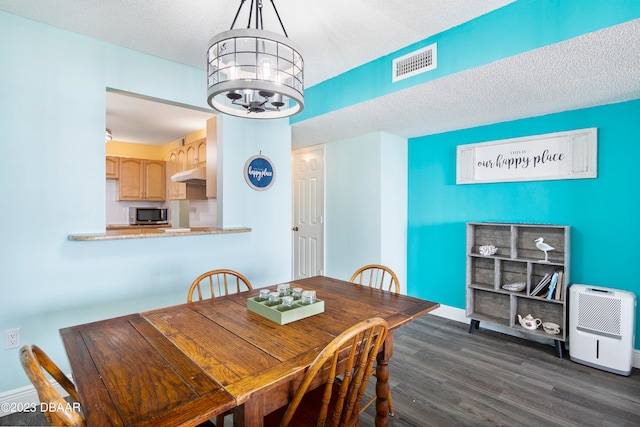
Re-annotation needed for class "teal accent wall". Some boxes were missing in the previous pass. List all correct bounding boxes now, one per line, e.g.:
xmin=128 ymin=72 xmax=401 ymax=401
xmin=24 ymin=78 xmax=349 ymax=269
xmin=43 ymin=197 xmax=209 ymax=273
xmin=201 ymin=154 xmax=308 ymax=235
xmin=408 ymin=98 xmax=640 ymax=348
xmin=293 ymin=0 xmax=640 ymax=123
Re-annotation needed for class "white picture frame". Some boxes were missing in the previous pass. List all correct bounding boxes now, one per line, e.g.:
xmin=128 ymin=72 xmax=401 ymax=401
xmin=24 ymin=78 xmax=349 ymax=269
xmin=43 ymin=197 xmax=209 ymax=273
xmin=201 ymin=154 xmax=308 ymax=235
xmin=456 ymin=128 xmax=597 ymax=184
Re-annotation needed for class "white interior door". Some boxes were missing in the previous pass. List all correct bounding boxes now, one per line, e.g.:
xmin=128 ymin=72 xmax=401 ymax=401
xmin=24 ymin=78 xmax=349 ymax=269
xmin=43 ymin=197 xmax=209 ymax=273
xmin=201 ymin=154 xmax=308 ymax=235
xmin=292 ymin=146 xmax=324 ymax=279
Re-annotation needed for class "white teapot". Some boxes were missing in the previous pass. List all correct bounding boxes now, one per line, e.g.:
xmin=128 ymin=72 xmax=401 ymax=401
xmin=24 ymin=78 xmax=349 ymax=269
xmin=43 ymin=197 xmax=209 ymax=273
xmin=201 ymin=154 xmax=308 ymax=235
xmin=517 ymin=314 xmax=542 ymax=330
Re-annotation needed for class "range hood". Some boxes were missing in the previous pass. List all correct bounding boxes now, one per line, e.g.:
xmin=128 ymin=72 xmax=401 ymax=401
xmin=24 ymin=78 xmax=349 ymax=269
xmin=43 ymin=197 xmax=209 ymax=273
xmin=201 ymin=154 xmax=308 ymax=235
xmin=170 ymin=167 xmax=206 ymax=185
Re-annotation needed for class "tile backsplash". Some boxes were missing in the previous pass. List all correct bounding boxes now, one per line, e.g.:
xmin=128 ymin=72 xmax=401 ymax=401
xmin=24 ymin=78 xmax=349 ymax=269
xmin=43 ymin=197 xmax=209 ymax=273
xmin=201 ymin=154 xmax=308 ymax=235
xmin=106 ymin=179 xmax=216 ymax=226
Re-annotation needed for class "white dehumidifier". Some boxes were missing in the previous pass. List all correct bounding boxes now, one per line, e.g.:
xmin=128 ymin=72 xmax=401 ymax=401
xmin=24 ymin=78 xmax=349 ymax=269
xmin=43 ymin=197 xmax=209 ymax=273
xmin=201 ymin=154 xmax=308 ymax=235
xmin=569 ymin=284 xmax=636 ymax=376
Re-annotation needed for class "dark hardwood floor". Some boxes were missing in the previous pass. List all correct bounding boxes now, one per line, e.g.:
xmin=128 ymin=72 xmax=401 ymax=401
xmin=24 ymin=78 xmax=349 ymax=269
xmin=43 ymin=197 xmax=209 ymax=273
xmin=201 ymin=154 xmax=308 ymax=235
xmin=359 ymin=314 xmax=640 ymax=427
xmin=2 ymin=314 xmax=639 ymax=426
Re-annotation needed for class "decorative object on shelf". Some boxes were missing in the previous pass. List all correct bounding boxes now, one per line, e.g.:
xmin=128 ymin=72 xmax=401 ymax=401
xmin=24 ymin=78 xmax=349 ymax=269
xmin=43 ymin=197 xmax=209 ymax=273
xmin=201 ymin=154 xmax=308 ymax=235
xmin=244 ymin=153 xmax=276 ymax=191
xmin=542 ymin=322 xmax=561 ymax=335
xmin=535 ymin=237 xmax=555 ymax=262
xmin=206 ymin=0 xmax=304 ymax=119
xmin=478 ymin=244 xmax=498 ymax=256
xmin=502 ymin=282 xmax=525 ymax=292
xmin=517 ymin=314 xmax=542 ymax=330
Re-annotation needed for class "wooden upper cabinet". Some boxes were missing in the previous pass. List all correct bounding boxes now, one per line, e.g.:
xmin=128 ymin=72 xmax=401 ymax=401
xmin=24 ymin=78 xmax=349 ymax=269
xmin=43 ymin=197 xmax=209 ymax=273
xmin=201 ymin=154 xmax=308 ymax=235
xmin=118 ymin=158 xmax=166 ymax=201
xmin=186 ymin=144 xmax=197 ymax=170
xmin=144 ymin=160 xmax=166 ymax=200
xmin=196 ymin=138 xmax=207 ymax=167
xmin=168 ymin=149 xmax=186 ymax=200
xmin=185 ymin=138 xmax=206 ymax=169
xmin=176 ymin=147 xmax=187 ymax=173
xmin=106 ymin=156 xmax=119 ymax=179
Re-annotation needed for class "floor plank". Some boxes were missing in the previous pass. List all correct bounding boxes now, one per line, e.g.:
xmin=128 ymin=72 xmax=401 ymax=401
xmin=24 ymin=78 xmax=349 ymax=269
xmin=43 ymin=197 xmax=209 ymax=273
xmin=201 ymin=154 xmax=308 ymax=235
xmin=3 ymin=314 xmax=639 ymax=426
xmin=358 ymin=314 xmax=640 ymax=427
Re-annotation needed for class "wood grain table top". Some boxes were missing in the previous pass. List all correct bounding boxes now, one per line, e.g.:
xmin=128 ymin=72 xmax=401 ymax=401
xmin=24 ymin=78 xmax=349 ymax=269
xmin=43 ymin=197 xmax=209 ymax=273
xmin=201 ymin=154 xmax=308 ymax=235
xmin=60 ymin=276 xmax=439 ymax=427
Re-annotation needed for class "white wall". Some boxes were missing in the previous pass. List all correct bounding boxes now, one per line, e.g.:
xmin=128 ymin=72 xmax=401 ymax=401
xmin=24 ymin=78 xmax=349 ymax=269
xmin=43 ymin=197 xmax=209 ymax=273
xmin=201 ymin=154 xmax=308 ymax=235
xmin=324 ymin=132 xmax=408 ymax=290
xmin=0 ymin=11 xmax=291 ymax=395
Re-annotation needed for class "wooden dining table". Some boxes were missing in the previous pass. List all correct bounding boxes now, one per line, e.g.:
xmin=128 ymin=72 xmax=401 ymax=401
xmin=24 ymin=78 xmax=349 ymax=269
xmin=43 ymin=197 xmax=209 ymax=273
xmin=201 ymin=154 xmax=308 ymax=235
xmin=60 ymin=276 xmax=439 ymax=427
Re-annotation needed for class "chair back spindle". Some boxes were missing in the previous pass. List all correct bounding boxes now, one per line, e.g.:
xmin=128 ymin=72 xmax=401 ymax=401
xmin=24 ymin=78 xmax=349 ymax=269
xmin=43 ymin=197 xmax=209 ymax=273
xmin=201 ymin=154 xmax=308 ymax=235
xmin=188 ymin=269 xmax=252 ymax=303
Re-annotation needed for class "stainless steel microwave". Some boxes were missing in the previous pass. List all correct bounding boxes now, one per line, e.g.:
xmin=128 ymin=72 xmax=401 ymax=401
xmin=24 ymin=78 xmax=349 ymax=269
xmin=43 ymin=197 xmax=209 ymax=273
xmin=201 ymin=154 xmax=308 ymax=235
xmin=128 ymin=207 xmax=168 ymax=225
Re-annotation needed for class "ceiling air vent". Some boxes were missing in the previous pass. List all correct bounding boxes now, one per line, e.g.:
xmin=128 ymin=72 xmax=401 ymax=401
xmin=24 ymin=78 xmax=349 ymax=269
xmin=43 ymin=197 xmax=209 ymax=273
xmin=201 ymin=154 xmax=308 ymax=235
xmin=392 ymin=43 xmax=437 ymax=82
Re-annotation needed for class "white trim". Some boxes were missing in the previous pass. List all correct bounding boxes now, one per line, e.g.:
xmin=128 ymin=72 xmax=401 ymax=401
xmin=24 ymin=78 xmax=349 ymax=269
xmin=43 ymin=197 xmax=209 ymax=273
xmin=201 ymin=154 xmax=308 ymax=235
xmin=0 ymin=378 xmax=70 ymax=416
xmin=429 ymin=304 xmax=640 ymax=369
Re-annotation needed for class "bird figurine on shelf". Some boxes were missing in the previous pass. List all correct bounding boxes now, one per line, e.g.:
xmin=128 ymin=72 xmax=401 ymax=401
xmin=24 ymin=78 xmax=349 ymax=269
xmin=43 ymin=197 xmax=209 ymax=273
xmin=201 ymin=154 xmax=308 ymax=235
xmin=535 ymin=237 xmax=554 ymax=262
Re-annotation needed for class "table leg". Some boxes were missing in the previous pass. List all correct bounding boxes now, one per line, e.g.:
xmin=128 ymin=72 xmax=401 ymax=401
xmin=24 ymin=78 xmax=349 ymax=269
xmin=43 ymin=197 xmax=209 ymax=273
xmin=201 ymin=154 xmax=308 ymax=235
xmin=375 ymin=332 xmax=393 ymax=427
xmin=232 ymin=399 xmax=263 ymax=427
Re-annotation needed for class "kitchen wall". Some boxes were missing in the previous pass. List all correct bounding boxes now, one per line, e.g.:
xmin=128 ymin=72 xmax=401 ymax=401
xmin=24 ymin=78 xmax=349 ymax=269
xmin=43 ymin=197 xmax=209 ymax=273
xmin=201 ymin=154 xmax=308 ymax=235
xmin=105 ymin=180 xmax=217 ymax=226
xmin=0 ymin=10 xmax=291 ymax=396
xmin=407 ymin=98 xmax=640 ymax=349
xmin=105 ymin=133 xmax=216 ymax=226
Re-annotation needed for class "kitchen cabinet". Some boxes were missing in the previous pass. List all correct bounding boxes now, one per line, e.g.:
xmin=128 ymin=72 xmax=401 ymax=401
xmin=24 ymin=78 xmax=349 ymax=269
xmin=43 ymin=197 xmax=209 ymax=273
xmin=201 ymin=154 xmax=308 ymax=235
xmin=185 ymin=138 xmax=206 ymax=170
xmin=195 ymin=138 xmax=207 ymax=168
xmin=167 ymin=149 xmax=185 ymax=199
xmin=119 ymin=158 xmax=166 ymax=201
xmin=106 ymin=156 xmax=119 ymax=179
xmin=167 ymin=139 xmax=207 ymax=200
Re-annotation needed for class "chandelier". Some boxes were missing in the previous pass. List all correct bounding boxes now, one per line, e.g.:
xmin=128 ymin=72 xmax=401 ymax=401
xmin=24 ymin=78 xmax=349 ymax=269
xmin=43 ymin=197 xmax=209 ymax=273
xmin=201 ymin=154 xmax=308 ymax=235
xmin=206 ymin=0 xmax=304 ymax=119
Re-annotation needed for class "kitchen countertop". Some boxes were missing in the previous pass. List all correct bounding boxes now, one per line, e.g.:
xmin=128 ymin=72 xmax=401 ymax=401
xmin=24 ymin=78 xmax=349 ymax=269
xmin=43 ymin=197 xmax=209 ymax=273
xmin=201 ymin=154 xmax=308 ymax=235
xmin=68 ymin=226 xmax=251 ymax=241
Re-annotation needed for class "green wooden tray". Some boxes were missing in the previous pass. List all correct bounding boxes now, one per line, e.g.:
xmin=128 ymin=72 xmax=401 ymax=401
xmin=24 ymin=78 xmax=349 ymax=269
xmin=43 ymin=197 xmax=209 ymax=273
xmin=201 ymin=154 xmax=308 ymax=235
xmin=247 ymin=296 xmax=324 ymax=325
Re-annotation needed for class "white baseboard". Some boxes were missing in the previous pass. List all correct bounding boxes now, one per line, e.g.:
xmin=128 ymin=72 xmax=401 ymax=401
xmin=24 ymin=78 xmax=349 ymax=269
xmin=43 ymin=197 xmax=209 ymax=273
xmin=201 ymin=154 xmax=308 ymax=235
xmin=2 ymin=307 xmax=638 ymax=416
xmin=429 ymin=304 xmax=640 ymax=369
xmin=0 ymin=379 xmax=69 ymax=416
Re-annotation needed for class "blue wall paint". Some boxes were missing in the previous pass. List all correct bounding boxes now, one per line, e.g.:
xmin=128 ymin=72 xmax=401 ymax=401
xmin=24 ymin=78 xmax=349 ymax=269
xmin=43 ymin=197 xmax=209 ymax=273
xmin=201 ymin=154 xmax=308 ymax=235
xmin=324 ymin=133 xmax=408 ymax=287
xmin=293 ymin=0 xmax=640 ymax=123
xmin=0 ymin=11 xmax=291 ymax=394
xmin=408 ymin=98 xmax=640 ymax=348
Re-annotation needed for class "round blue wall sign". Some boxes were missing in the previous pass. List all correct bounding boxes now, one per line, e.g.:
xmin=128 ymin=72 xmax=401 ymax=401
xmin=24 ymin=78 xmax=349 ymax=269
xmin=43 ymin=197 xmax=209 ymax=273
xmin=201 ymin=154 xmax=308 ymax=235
xmin=244 ymin=155 xmax=276 ymax=191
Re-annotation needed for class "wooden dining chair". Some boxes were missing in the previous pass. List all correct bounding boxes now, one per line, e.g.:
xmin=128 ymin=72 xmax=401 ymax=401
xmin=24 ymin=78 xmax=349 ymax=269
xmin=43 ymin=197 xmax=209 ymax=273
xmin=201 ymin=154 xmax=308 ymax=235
xmin=264 ymin=317 xmax=388 ymax=427
xmin=187 ymin=269 xmax=253 ymax=303
xmin=19 ymin=344 xmax=85 ymax=427
xmin=349 ymin=264 xmax=399 ymax=416
xmin=349 ymin=264 xmax=400 ymax=293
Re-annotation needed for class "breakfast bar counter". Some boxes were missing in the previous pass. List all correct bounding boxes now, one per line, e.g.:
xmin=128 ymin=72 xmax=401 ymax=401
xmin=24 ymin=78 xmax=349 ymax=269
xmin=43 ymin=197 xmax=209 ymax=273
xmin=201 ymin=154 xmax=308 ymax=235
xmin=68 ymin=226 xmax=251 ymax=241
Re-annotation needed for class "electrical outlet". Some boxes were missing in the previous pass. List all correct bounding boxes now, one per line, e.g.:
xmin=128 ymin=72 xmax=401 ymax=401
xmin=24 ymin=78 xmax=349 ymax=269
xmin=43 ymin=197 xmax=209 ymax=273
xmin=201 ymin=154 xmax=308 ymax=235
xmin=5 ymin=328 xmax=20 ymax=349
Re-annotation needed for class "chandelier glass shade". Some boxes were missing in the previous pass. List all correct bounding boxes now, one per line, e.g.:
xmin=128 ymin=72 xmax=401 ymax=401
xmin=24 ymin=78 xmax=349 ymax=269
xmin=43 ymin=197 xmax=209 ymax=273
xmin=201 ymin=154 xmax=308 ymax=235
xmin=206 ymin=1 xmax=304 ymax=119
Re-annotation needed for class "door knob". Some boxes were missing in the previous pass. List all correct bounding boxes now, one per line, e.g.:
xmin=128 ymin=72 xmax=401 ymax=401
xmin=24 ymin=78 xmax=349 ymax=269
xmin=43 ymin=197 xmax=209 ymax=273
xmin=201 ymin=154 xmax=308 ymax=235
xmin=292 ymin=226 xmax=299 ymax=231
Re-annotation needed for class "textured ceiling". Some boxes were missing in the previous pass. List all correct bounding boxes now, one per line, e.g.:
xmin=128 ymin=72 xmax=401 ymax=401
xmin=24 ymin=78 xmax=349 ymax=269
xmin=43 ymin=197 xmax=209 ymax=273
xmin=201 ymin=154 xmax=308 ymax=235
xmin=2 ymin=0 xmax=639 ymax=148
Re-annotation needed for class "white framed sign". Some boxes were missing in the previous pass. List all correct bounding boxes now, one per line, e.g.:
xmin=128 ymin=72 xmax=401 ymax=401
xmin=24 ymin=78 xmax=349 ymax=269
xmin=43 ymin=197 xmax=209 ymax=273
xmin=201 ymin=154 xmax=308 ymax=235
xmin=244 ymin=154 xmax=276 ymax=191
xmin=456 ymin=128 xmax=597 ymax=184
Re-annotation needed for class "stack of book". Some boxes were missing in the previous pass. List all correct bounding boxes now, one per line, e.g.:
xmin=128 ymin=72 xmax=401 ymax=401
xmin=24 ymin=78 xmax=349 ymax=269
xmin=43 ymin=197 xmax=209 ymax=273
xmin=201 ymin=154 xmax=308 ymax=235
xmin=530 ymin=271 xmax=564 ymax=300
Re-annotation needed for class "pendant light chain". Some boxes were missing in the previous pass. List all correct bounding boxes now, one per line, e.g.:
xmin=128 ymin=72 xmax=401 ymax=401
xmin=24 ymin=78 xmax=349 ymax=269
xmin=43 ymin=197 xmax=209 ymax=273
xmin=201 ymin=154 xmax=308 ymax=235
xmin=269 ymin=0 xmax=289 ymax=38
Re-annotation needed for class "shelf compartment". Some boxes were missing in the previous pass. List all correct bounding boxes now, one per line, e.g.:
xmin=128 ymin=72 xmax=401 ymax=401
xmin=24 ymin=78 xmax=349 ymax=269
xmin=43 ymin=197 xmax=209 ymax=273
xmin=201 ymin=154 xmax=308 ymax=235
xmin=515 ymin=225 xmax=567 ymax=264
xmin=468 ymin=223 xmax=511 ymax=257
xmin=530 ymin=264 xmax=565 ymax=300
xmin=469 ymin=256 xmax=496 ymax=288
xmin=499 ymin=260 xmax=528 ymax=289
xmin=515 ymin=296 xmax=566 ymax=340
xmin=467 ymin=289 xmax=511 ymax=324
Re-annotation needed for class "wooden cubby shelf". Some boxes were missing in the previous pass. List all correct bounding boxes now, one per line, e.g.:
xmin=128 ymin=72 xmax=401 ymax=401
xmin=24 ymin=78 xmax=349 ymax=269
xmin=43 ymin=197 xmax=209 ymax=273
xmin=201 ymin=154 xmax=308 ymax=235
xmin=465 ymin=222 xmax=570 ymax=358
